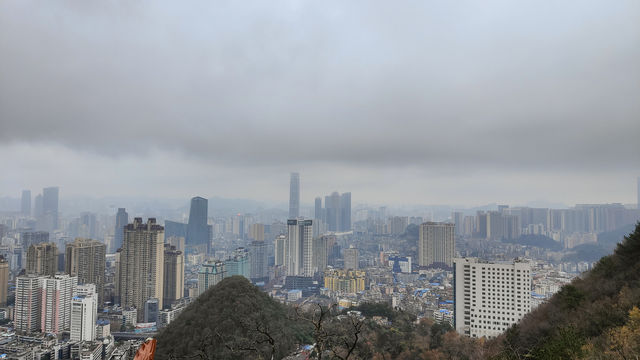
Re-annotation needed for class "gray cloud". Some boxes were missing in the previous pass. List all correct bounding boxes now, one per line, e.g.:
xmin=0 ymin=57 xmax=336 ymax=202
xmin=0 ymin=1 xmax=639 ymax=190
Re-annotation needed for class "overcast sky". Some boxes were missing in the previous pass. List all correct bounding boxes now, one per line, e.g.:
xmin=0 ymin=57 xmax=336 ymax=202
xmin=1 ymin=0 xmax=639 ymax=207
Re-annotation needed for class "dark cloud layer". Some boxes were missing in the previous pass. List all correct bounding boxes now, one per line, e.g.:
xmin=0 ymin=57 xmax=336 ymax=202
xmin=1 ymin=0 xmax=639 ymax=172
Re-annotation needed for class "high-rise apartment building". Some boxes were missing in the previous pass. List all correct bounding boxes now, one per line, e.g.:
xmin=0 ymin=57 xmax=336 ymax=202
xmin=418 ymin=222 xmax=455 ymax=267
xmin=321 ymin=192 xmax=352 ymax=232
xmin=249 ymin=240 xmax=268 ymax=281
xmin=314 ymin=197 xmax=323 ymax=220
xmin=225 ymin=247 xmax=250 ymax=278
xmin=454 ymin=258 xmax=532 ymax=338
xmin=198 ymin=261 xmax=225 ymax=296
xmin=34 ymin=194 xmax=43 ymax=220
xmin=249 ymin=224 xmax=265 ymax=241
xmin=0 ymin=257 xmax=8 ymax=306
xmin=285 ymin=219 xmax=313 ymax=276
xmin=21 ymin=190 xmax=31 ymax=216
xmin=312 ymin=236 xmax=329 ymax=274
xmin=15 ymin=275 xmax=43 ymax=333
xmin=163 ymin=245 xmax=184 ymax=307
xmin=117 ymin=218 xmax=165 ymax=322
xmin=289 ymin=173 xmax=300 ymax=219
xmin=27 ymin=242 xmax=58 ymax=277
xmin=274 ymin=235 xmax=286 ymax=267
xmin=344 ymin=246 xmax=359 ymax=270
xmin=65 ymin=238 xmax=106 ymax=305
xmin=41 ymin=274 xmax=77 ymax=334
xmin=113 ymin=208 xmax=129 ymax=253
xmin=187 ymin=196 xmax=209 ymax=247
xmin=41 ymin=186 xmax=59 ymax=231
xmin=71 ymin=293 xmax=97 ymax=342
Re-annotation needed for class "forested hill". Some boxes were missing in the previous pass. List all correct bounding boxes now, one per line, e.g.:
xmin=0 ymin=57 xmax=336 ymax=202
xmin=493 ymin=222 xmax=640 ymax=359
xmin=154 ymin=276 xmax=310 ymax=360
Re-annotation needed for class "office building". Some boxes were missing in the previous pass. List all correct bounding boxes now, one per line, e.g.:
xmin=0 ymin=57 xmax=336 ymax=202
xmin=289 ymin=173 xmax=300 ymax=219
xmin=274 ymin=235 xmax=286 ymax=266
xmin=312 ymin=236 xmax=329 ymax=274
xmin=21 ymin=231 xmax=49 ymax=251
xmin=225 ymin=247 xmax=250 ymax=278
xmin=198 ymin=261 xmax=225 ymax=296
xmin=321 ymin=192 xmax=351 ymax=232
xmin=71 ymin=293 xmax=97 ymax=342
xmin=0 ymin=257 xmax=8 ymax=306
xmin=285 ymin=219 xmax=313 ymax=276
xmin=15 ymin=275 xmax=44 ymax=333
xmin=163 ymin=245 xmax=184 ymax=307
xmin=113 ymin=208 xmax=129 ymax=253
xmin=117 ymin=218 xmax=165 ymax=321
xmin=21 ymin=190 xmax=31 ymax=216
xmin=144 ymin=298 xmax=159 ymax=323
xmin=314 ymin=197 xmax=323 ymax=220
xmin=65 ymin=238 xmax=106 ymax=305
xmin=344 ymin=246 xmax=359 ymax=270
xmin=34 ymin=193 xmax=43 ymax=220
xmin=249 ymin=241 xmax=268 ymax=281
xmin=454 ymin=258 xmax=532 ymax=339
xmin=41 ymin=274 xmax=77 ymax=334
xmin=187 ymin=196 xmax=209 ymax=248
xmin=340 ymin=192 xmax=351 ymax=232
xmin=418 ymin=222 xmax=455 ymax=267
xmin=41 ymin=186 xmax=59 ymax=231
xmin=26 ymin=242 xmax=58 ymax=277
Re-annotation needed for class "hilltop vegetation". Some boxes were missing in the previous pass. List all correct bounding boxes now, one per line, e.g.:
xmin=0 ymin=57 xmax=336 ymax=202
xmin=493 ymin=222 xmax=640 ymax=359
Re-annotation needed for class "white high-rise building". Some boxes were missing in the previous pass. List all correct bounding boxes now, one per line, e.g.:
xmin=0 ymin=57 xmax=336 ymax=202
xmin=274 ymin=235 xmax=286 ymax=266
xmin=14 ymin=275 xmax=43 ymax=333
xmin=71 ymin=294 xmax=97 ymax=342
xmin=285 ymin=219 xmax=313 ymax=276
xmin=419 ymin=222 xmax=455 ymax=267
xmin=454 ymin=258 xmax=532 ymax=339
xmin=41 ymin=274 xmax=77 ymax=334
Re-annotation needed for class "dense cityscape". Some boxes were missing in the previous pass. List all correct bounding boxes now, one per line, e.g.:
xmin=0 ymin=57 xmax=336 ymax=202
xmin=0 ymin=176 xmax=638 ymax=358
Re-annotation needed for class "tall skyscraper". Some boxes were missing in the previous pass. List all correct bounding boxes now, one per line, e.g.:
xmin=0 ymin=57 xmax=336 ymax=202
xmin=314 ymin=197 xmax=323 ymax=220
xmin=26 ymin=243 xmax=58 ymax=277
xmin=163 ymin=244 xmax=184 ymax=308
xmin=71 ymin=292 xmax=97 ymax=342
xmin=21 ymin=190 xmax=31 ymax=216
xmin=33 ymin=194 xmax=43 ymax=220
xmin=340 ymin=192 xmax=351 ymax=231
xmin=274 ymin=235 xmax=286 ymax=267
xmin=289 ymin=173 xmax=300 ymax=219
xmin=454 ymin=258 xmax=532 ymax=338
xmin=187 ymin=196 xmax=209 ymax=247
xmin=42 ymin=186 xmax=59 ymax=231
xmin=113 ymin=208 xmax=129 ymax=253
xmin=321 ymin=192 xmax=352 ymax=232
xmin=249 ymin=240 xmax=268 ymax=281
xmin=0 ymin=257 xmax=8 ymax=306
xmin=41 ymin=274 xmax=77 ymax=334
xmin=225 ymin=247 xmax=250 ymax=278
xmin=312 ymin=236 xmax=329 ymax=274
xmin=15 ymin=275 xmax=44 ymax=333
xmin=117 ymin=218 xmax=165 ymax=321
xmin=65 ymin=238 xmax=106 ymax=305
xmin=418 ymin=222 xmax=455 ymax=267
xmin=344 ymin=246 xmax=359 ymax=270
xmin=285 ymin=219 xmax=313 ymax=276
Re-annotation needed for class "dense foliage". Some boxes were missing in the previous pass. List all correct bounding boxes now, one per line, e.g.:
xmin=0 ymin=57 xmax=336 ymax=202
xmin=494 ymin=222 xmax=640 ymax=359
xmin=155 ymin=276 xmax=311 ymax=360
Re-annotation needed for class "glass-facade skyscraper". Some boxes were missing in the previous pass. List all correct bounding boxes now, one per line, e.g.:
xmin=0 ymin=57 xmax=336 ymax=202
xmin=187 ymin=196 xmax=209 ymax=247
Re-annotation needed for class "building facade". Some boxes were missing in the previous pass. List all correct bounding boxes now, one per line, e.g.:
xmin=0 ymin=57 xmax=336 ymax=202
xmin=163 ymin=245 xmax=184 ymax=307
xmin=26 ymin=243 xmax=58 ymax=277
xmin=454 ymin=258 xmax=532 ymax=339
xmin=418 ymin=222 xmax=455 ymax=267
xmin=65 ymin=238 xmax=106 ymax=305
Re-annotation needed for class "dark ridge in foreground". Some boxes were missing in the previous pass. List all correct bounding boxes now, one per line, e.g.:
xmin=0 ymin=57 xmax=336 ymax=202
xmin=155 ymin=276 xmax=308 ymax=360
xmin=493 ymin=222 xmax=640 ymax=359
